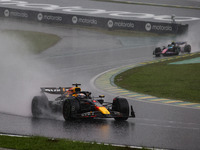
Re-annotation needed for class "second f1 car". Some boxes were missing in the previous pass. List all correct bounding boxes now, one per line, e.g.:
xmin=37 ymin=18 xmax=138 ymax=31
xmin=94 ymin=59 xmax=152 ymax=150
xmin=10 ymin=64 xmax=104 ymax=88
xmin=31 ymin=84 xmax=135 ymax=121
xmin=153 ymin=41 xmax=191 ymax=57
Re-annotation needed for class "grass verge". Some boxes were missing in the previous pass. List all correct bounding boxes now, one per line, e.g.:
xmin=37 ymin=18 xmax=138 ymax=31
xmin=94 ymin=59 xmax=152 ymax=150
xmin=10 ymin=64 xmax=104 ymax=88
xmin=115 ymin=53 xmax=200 ymax=103
xmin=0 ymin=135 xmax=148 ymax=150
xmin=1 ymin=29 xmax=61 ymax=53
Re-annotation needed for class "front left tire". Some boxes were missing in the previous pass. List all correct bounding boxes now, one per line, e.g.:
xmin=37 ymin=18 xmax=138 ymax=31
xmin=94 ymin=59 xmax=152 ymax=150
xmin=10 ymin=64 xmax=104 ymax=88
xmin=63 ymin=99 xmax=80 ymax=121
xmin=112 ymin=97 xmax=129 ymax=121
xmin=154 ymin=47 xmax=161 ymax=57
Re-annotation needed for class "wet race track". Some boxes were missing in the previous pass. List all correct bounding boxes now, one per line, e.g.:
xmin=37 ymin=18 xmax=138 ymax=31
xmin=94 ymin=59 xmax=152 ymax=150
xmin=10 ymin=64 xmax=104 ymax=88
xmin=0 ymin=0 xmax=200 ymax=149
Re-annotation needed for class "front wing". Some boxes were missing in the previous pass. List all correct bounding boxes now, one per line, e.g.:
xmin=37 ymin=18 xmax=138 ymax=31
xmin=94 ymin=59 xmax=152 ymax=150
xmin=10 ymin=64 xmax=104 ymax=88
xmin=71 ymin=110 xmax=135 ymax=119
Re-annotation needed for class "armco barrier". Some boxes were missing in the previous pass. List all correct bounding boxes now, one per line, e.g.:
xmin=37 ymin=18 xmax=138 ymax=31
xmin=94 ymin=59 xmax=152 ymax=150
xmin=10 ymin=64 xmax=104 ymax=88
xmin=0 ymin=6 xmax=188 ymax=34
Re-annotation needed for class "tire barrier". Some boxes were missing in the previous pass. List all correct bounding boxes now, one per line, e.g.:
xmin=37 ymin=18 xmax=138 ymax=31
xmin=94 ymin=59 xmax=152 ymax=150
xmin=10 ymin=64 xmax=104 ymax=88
xmin=0 ymin=7 xmax=188 ymax=34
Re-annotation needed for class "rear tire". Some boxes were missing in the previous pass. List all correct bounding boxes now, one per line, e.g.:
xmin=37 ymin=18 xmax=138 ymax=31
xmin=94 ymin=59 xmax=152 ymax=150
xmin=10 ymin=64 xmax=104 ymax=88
xmin=112 ymin=97 xmax=129 ymax=121
xmin=175 ymin=48 xmax=180 ymax=55
xmin=31 ymin=95 xmax=49 ymax=118
xmin=63 ymin=100 xmax=72 ymax=121
xmin=184 ymin=44 xmax=191 ymax=53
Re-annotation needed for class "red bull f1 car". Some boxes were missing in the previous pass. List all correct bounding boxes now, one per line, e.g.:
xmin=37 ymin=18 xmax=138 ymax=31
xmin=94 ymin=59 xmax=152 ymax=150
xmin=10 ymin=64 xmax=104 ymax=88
xmin=31 ymin=84 xmax=135 ymax=121
xmin=153 ymin=41 xmax=191 ymax=57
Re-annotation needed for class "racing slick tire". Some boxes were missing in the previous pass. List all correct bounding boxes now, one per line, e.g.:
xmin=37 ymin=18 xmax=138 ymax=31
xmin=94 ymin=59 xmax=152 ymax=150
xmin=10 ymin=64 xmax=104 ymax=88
xmin=112 ymin=97 xmax=129 ymax=121
xmin=63 ymin=99 xmax=80 ymax=121
xmin=184 ymin=44 xmax=191 ymax=53
xmin=31 ymin=95 xmax=49 ymax=118
xmin=153 ymin=47 xmax=161 ymax=57
xmin=175 ymin=48 xmax=180 ymax=55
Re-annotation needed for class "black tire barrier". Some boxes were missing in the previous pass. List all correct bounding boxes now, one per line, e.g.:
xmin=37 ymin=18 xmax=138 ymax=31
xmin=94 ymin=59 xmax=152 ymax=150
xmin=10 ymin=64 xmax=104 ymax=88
xmin=0 ymin=7 xmax=188 ymax=34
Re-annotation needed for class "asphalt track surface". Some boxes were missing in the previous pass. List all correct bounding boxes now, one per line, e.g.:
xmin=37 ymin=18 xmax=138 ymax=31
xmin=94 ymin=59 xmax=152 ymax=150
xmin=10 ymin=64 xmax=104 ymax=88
xmin=0 ymin=0 xmax=200 ymax=150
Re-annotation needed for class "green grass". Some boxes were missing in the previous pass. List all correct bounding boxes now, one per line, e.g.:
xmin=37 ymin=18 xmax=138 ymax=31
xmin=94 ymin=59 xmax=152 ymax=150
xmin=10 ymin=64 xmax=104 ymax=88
xmin=0 ymin=135 xmax=148 ymax=150
xmin=1 ymin=29 xmax=61 ymax=53
xmin=115 ymin=53 xmax=200 ymax=103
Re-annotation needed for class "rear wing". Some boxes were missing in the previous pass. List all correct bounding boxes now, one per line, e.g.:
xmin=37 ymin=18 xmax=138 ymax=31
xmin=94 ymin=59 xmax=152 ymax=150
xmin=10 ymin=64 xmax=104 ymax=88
xmin=41 ymin=87 xmax=70 ymax=95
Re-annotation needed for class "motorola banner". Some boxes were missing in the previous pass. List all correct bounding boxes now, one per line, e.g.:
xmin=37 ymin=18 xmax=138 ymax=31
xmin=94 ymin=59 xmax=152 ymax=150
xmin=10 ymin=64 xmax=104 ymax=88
xmin=143 ymin=22 xmax=188 ymax=34
xmin=0 ymin=7 xmax=188 ymax=34
xmin=71 ymin=15 xmax=106 ymax=27
xmin=144 ymin=22 xmax=176 ymax=33
xmin=1 ymin=7 xmax=30 ymax=19
xmin=107 ymin=19 xmax=135 ymax=30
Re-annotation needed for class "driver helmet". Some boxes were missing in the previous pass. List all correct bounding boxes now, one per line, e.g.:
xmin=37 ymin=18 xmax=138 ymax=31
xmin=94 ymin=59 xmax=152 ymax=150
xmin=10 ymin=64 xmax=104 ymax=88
xmin=171 ymin=41 xmax=175 ymax=46
xmin=77 ymin=93 xmax=85 ymax=99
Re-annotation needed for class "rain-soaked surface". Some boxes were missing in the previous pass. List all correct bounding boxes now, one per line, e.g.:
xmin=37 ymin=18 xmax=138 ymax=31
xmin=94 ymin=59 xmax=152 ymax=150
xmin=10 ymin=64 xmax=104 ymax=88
xmin=0 ymin=8 xmax=200 ymax=150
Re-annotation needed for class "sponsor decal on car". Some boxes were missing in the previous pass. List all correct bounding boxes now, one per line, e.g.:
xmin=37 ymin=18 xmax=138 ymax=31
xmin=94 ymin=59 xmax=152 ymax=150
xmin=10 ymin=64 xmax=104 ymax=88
xmin=44 ymin=88 xmax=62 ymax=92
xmin=81 ymin=111 xmax=95 ymax=117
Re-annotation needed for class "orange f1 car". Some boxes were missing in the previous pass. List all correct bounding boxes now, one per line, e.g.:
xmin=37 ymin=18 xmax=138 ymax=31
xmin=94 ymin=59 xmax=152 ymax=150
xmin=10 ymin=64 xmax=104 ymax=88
xmin=31 ymin=84 xmax=135 ymax=121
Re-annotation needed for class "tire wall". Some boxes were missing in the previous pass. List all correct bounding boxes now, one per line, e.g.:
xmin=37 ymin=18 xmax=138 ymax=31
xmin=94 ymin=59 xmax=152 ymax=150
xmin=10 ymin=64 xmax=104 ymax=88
xmin=0 ymin=7 xmax=188 ymax=34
